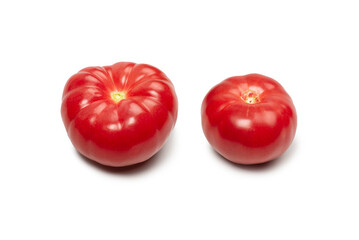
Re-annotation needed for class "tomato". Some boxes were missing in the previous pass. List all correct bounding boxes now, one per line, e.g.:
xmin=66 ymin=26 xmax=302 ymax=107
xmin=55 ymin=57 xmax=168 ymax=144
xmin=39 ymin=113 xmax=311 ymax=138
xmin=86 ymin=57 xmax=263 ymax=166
xmin=201 ymin=74 xmax=297 ymax=165
xmin=61 ymin=62 xmax=178 ymax=167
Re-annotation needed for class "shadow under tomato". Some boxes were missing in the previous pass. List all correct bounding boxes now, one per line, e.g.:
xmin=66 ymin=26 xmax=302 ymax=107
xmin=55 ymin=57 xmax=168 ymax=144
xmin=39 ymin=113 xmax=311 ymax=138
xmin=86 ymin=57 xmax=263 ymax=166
xmin=211 ymin=140 xmax=298 ymax=172
xmin=76 ymin=130 xmax=176 ymax=175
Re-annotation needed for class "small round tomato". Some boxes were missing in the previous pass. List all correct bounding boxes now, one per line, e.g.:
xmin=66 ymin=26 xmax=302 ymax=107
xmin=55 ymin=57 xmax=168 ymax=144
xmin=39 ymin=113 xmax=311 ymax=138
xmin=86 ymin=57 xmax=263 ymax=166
xmin=201 ymin=74 xmax=297 ymax=165
xmin=61 ymin=62 xmax=178 ymax=167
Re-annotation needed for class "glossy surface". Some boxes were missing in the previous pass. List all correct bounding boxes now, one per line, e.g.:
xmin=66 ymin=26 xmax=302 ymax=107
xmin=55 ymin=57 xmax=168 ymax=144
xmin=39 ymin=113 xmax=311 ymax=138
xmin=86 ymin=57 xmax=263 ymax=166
xmin=61 ymin=62 xmax=178 ymax=167
xmin=201 ymin=74 xmax=297 ymax=165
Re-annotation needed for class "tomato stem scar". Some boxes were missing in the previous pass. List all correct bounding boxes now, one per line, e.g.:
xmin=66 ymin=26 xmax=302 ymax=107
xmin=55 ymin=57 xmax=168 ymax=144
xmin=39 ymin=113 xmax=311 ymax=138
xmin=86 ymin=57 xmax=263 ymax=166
xmin=111 ymin=91 xmax=126 ymax=103
xmin=241 ymin=89 xmax=260 ymax=104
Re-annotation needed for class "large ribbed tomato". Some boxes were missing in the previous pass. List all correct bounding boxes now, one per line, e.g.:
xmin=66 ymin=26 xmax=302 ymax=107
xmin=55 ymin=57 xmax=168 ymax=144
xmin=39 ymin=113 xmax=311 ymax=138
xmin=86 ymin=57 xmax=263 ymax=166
xmin=201 ymin=74 xmax=297 ymax=165
xmin=61 ymin=62 xmax=178 ymax=167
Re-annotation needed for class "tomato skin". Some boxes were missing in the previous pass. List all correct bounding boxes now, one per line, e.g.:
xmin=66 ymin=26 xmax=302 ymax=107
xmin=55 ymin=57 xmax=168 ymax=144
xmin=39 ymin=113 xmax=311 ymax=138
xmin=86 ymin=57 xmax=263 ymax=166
xmin=201 ymin=74 xmax=297 ymax=165
xmin=61 ymin=62 xmax=178 ymax=167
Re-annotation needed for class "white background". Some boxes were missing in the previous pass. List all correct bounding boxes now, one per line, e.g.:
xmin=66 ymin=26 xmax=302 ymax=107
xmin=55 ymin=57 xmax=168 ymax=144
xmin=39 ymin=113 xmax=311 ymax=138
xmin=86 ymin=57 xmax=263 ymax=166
xmin=1 ymin=0 xmax=358 ymax=239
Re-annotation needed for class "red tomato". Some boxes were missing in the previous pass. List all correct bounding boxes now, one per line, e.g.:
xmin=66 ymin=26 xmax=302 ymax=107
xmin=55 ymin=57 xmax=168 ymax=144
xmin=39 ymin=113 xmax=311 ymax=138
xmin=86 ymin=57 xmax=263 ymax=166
xmin=201 ymin=74 xmax=297 ymax=165
xmin=61 ymin=62 xmax=178 ymax=167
